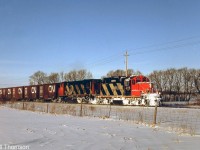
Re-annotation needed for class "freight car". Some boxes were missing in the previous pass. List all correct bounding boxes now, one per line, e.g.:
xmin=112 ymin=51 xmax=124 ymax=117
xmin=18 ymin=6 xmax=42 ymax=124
xmin=12 ymin=86 xmax=24 ymax=101
xmin=24 ymin=85 xmax=39 ymax=101
xmin=1 ymin=88 xmax=13 ymax=101
xmin=0 ymin=75 xmax=161 ymax=106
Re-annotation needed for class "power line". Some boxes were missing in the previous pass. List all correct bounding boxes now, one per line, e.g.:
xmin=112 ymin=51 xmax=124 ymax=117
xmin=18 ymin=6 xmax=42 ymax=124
xmin=128 ymin=35 xmax=200 ymax=54
xmin=129 ymin=40 xmax=200 ymax=56
xmin=86 ymin=37 xmax=200 ymax=68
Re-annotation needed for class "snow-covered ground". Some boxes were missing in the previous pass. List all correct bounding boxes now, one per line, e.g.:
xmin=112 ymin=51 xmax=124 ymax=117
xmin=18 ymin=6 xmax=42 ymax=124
xmin=5 ymin=102 xmax=200 ymax=135
xmin=0 ymin=106 xmax=200 ymax=150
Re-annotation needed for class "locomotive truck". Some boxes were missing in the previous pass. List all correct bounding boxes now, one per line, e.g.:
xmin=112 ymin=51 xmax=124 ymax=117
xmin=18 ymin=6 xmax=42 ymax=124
xmin=0 ymin=75 xmax=161 ymax=106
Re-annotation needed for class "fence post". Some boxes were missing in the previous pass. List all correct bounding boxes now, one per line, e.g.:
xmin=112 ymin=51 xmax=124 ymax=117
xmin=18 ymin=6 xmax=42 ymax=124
xmin=108 ymin=103 xmax=111 ymax=118
xmin=153 ymin=104 xmax=158 ymax=125
xmin=80 ymin=99 xmax=83 ymax=117
xmin=47 ymin=104 xmax=49 ymax=113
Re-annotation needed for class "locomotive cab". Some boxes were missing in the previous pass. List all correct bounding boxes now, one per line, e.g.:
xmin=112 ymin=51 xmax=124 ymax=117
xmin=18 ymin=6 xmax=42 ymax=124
xmin=130 ymin=75 xmax=152 ymax=97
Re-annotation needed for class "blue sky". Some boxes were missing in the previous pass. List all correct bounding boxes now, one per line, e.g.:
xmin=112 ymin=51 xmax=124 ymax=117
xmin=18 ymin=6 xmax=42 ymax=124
xmin=0 ymin=0 xmax=200 ymax=87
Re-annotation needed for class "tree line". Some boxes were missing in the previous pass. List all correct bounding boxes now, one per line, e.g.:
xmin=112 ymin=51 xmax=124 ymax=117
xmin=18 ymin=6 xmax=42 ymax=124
xmin=148 ymin=68 xmax=200 ymax=101
xmin=105 ymin=69 xmax=142 ymax=77
xmin=29 ymin=67 xmax=200 ymax=101
xmin=29 ymin=69 xmax=141 ymax=85
xmin=29 ymin=69 xmax=93 ymax=85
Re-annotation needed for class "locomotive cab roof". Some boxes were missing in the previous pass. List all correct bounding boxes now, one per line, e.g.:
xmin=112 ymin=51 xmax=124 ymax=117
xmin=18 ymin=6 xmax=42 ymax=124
xmin=130 ymin=75 xmax=150 ymax=82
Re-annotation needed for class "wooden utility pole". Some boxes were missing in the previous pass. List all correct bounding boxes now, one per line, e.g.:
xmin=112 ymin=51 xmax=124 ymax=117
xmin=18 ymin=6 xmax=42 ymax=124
xmin=124 ymin=51 xmax=129 ymax=77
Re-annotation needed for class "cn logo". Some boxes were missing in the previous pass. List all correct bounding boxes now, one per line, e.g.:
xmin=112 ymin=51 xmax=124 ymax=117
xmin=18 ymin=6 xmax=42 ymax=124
xmin=31 ymin=87 xmax=37 ymax=94
xmin=8 ymin=89 xmax=11 ymax=95
xmin=48 ymin=85 xmax=55 ymax=93
xmin=18 ymin=88 xmax=22 ymax=94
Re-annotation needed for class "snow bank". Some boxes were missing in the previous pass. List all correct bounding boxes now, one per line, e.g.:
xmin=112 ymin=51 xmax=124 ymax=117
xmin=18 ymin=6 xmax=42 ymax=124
xmin=0 ymin=106 xmax=200 ymax=150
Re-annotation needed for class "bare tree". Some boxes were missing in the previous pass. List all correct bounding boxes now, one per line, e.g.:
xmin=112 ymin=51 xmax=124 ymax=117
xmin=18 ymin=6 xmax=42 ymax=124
xmin=77 ymin=70 xmax=89 ymax=80
xmin=106 ymin=69 xmax=124 ymax=77
xmin=192 ymin=69 xmax=200 ymax=94
xmin=29 ymin=71 xmax=47 ymax=85
xmin=83 ymin=70 xmax=93 ymax=79
xmin=106 ymin=70 xmax=114 ymax=77
xmin=64 ymin=69 xmax=93 ymax=81
xmin=106 ymin=69 xmax=140 ymax=77
xmin=47 ymin=72 xmax=60 ymax=83
xmin=149 ymin=67 xmax=200 ymax=101
xmin=173 ymin=69 xmax=183 ymax=94
xmin=64 ymin=70 xmax=77 ymax=81
xmin=133 ymin=70 xmax=142 ymax=75
xmin=181 ymin=68 xmax=195 ymax=100
xmin=148 ymin=70 xmax=164 ymax=92
xmin=165 ymin=68 xmax=176 ymax=93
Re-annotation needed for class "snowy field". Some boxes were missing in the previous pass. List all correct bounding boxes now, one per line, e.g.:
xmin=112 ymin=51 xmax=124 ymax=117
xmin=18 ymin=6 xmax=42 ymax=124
xmin=4 ymin=102 xmax=200 ymax=135
xmin=0 ymin=106 xmax=200 ymax=150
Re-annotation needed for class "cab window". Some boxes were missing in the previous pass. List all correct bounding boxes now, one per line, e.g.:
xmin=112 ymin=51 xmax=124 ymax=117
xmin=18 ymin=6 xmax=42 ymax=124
xmin=125 ymin=80 xmax=130 ymax=86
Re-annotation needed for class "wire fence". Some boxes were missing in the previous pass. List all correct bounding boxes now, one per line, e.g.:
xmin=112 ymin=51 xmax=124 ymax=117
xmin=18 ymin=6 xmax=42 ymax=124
xmin=2 ymin=102 xmax=200 ymax=136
